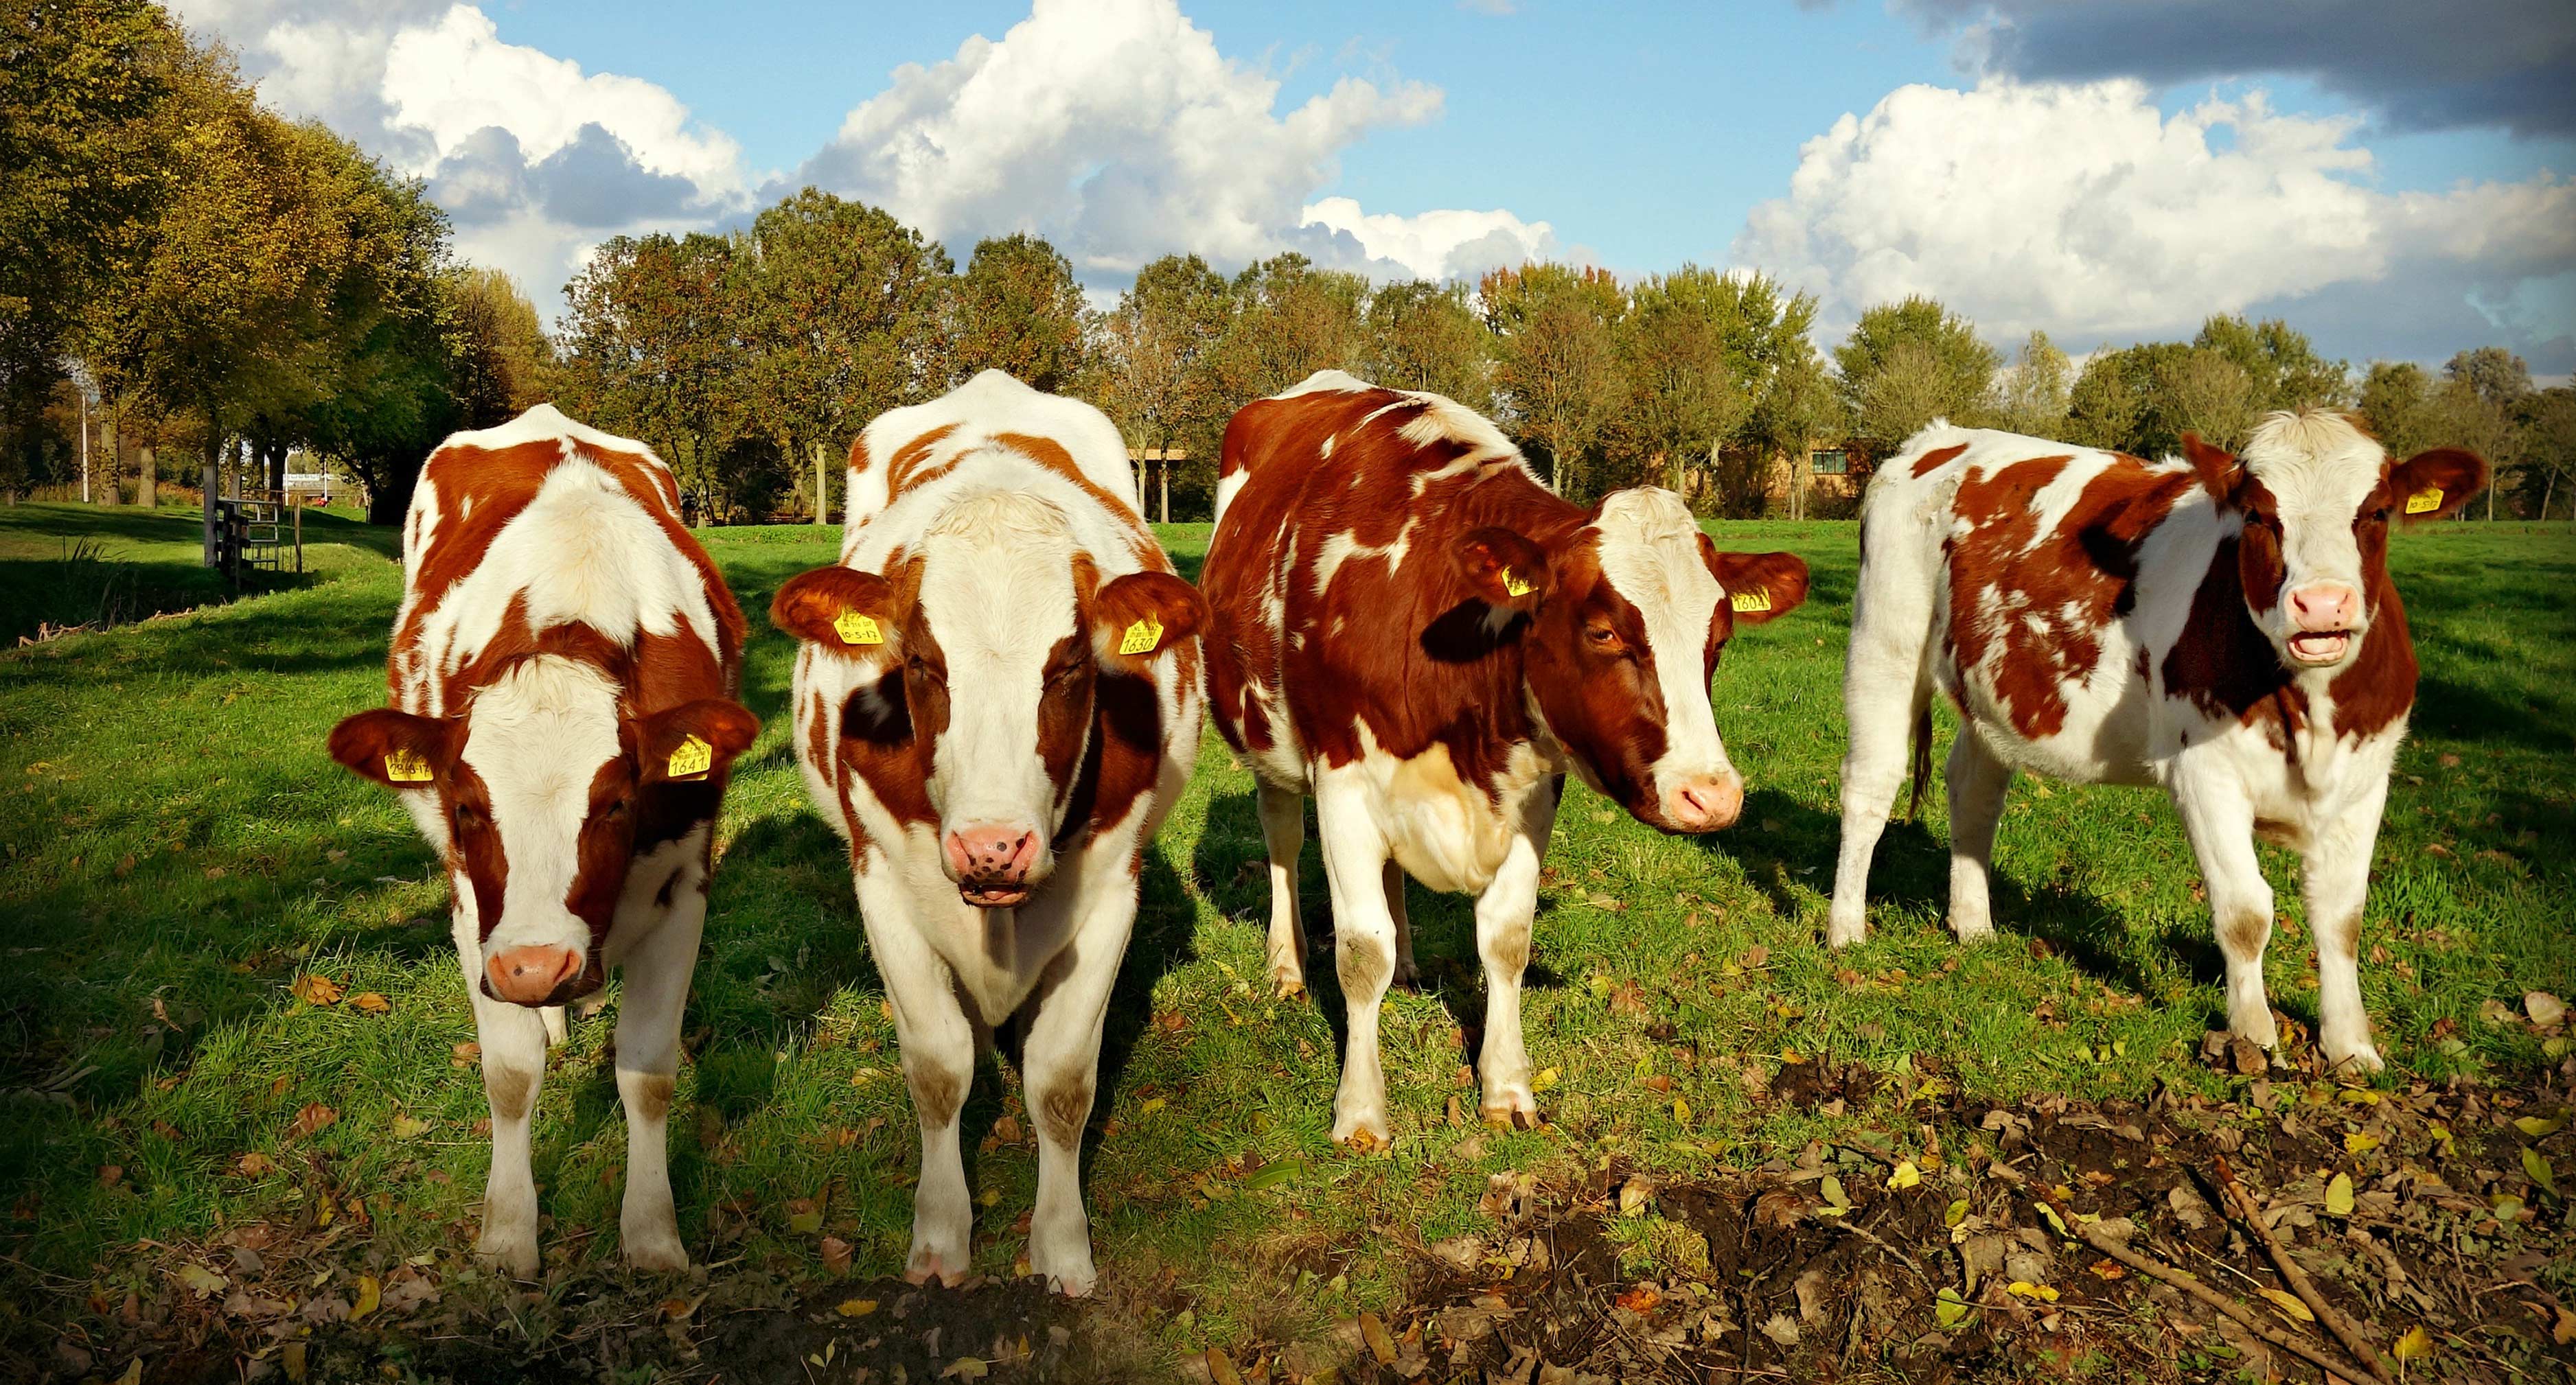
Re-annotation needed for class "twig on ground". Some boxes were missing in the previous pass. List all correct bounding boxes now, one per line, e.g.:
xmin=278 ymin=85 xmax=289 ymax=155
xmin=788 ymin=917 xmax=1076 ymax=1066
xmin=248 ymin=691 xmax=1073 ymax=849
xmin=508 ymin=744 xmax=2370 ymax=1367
xmin=2213 ymin=1154 xmax=2397 ymax=1385
xmin=1824 ymin=1215 xmax=1934 ymax=1288
xmin=2070 ymin=1220 xmax=2376 ymax=1385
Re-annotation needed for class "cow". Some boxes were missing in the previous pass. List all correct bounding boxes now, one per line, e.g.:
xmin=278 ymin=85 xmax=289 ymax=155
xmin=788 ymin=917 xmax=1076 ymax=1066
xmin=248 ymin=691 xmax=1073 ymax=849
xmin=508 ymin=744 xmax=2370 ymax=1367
xmin=327 ymin=404 xmax=756 ymax=1276
xmin=1201 ymin=371 xmax=1810 ymax=1146
xmin=769 ymin=371 xmax=1206 ymax=1296
xmin=1828 ymin=410 xmax=2486 ymax=1073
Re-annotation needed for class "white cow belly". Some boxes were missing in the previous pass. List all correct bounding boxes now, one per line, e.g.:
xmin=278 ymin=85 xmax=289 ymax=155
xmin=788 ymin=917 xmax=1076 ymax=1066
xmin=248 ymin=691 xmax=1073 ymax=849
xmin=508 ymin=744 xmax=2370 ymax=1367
xmin=1344 ymin=730 xmax=1554 ymax=896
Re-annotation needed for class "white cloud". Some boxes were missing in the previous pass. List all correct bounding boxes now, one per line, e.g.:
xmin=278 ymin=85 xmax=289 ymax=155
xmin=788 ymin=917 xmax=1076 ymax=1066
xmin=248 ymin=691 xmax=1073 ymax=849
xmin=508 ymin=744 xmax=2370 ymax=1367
xmin=167 ymin=1 xmax=754 ymax=317
xmin=1298 ymin=198 xmax=1556 ymax=281
xmin=795 ymin=0 xmax=1522 ymax=283
xmin=1732 ymin=78 xmax=2576 ymax=366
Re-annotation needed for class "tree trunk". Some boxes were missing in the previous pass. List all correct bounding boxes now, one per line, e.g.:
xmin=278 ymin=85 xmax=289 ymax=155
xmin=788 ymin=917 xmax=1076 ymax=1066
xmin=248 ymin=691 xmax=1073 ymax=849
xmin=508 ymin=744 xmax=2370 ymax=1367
xmin=1158 ymin=455 xmax=1169 ymax=524
xmin=2542 ymin=469 xmax=2556 ymax=521
xmin=201 ymin=427 xmax=222 ymax=569
xmin=814 ymin=441 xmax=829 ymax=527
xmin=267 ymin=440 xmax=288 ymax=495
xmin=137 ymin=445 xmax=156 ymax=509
xmin=96 ymin=413 xmax=120 ymax=507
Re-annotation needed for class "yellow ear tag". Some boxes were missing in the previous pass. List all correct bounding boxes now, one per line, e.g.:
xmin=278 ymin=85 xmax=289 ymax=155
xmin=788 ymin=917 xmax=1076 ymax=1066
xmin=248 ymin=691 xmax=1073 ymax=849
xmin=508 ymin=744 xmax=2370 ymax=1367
xmin=1731 ymin=590 xmax=1773 ymax=614
xmin=832 ymin=609 xmax=884 ymax=646
xmin=1501 ymin=568 xmax=1533 ymax=598
xmin=382 ymin=748 xmax=433 ymax=784
xmin=1118 ymin=614 xmax=1164 ymax=657
xmin=666 ymin=734 xmax=713 ymax=780
xmin=2404 ymin=487 xmax=2443 ymax=515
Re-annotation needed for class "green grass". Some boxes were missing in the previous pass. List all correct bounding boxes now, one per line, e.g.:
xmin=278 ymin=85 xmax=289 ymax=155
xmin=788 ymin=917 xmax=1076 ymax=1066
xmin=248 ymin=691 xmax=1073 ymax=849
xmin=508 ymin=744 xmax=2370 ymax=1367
xmin=1 ymin=507 xmax=2568 ymax=1363
xmin=0 ymin=500 xmax=394 ymax=644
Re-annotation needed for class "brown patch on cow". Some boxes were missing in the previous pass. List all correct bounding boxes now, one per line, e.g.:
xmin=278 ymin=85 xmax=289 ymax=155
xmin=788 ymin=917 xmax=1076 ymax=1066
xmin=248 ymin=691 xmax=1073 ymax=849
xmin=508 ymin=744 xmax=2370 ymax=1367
xmin=908 ymin=1065 xmax=965 ymax=1131
xmin=484 ymin=1062 xmax=536 ymax=1121
xmin=993 ymin=432 xmax=1162 ymax=566
xmin=632 ymin=1071 xmax=674 ymax=1122
xmin=1338 ymin=933 xmax=1390 ymax=998
xmin=1944 ymin=454 xmax=2193 ymax=740
xmin=1484 ymin=920 xmax=1531 ymax=977
xmin=1036 ymin=1076 xmax=1094 ymax=1152
xmin=2215 ymin=904 xmax=2271 ymax=962
xmin=2161 ymin=534 xmax=2308 ymax=749
xmin=1910 ymin=442 xmax=1969 ymax=478
xmin=884 ymin=423 xmax=963 ymax=496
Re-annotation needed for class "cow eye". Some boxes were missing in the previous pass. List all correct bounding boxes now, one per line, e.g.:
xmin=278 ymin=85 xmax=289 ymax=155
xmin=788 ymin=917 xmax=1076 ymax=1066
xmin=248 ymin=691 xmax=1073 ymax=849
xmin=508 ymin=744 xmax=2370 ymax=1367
xmin=601 ymin=799 xmax=629 ymax=820
xmin=452 ymin=802 xmax=485 ymax=828
xmin=1587 ymin=625 xmax=1625 ymax=653
xmin=1045 ymin=659 xmax=1085 ymax=686
xmin=906 ymin=655 xmax=947 ymax=685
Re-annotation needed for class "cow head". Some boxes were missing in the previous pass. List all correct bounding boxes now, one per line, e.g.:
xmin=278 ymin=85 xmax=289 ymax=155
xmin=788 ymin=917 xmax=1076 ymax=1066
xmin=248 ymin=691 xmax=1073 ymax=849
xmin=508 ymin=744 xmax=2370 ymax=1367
xmin=1453 ymin=486 xmax=1808 ymax=833
xmin=2185 ymin=412 xmax=2486 ymax=671
xmin=773 ymin=489 xmax=1205 ymax=909
xmin=329 ymin=638 xmax=757 ymax=1007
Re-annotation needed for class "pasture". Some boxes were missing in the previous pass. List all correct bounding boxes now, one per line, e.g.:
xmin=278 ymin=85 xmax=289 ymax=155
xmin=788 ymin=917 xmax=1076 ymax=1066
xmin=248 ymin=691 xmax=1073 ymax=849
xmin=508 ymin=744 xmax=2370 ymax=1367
xmin=2 ymin=505 xmax=2570 ymax=1383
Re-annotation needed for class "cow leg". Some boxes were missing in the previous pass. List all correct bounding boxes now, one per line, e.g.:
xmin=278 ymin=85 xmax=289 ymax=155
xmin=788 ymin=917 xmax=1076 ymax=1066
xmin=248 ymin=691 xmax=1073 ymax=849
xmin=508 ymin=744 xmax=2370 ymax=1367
xmin=1475 ymin=775 xmax=1557 ymax=1128
xmin=2303 ymin=778 xmax=2388 ymax=1073
xmin=465 ymin=977 xmax=550 ymax=1278
xmin=2174 ymin=775 xmax=2278 ymax=1052
xmin=540 ymin=1005 xmax=568 ymax=1046
xmin=864 ymin=892 xmax=978 ymax=1285
xmin=1019 ymin=895 xmax=1135 ymax=1297
xmin=1384 ymin=861 xmax=1418 ymax=986
xmin=1256 ymin=783 xmax=1308 ymax=997
xmin=1315 ymin=776 xmax=1397 ymax=1148
xmin=1944 ymin=730 xmax=2012 ymax=942
xmin=1829 ymin=686 xmax=1929 ymax=950
xmin=608 ymin=863 xmax=705 ymax=1272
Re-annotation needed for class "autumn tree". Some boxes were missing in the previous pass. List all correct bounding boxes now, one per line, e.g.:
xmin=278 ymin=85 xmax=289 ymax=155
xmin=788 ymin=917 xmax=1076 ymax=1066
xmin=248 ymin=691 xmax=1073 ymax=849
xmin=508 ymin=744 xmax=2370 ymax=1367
xmin=945 ymin=232 xmax=1088 ymax=392
xmin=1607 ymin=267 xmax=1751 ymax=496
xmin=1360 ymin=279 xmax=1489 ymax=412
xmin=2520 ymin=387 xmax=2576 ymax=519
xmin=1991 ymin=329 xmax=2073 ymax=438
xmin=2162 ymin=347 xmax=2259 ymax=450
xmin=1480 ymin=262 xmax=1624 ymax=500
xmin=2067 ymin=341 xmax=2192 ymax=456
xmin=1094 ymin=253 xmax=1232 ymax=513
xmin=1210 ymin=253 xmax=1367 ymax=404
xmin=2192 ymin=314 xmax=2348 ymax=412
xmin=560 ymin=231 xmax=750 ymax=522
xmin=1834 ymin=296 xmax=1997 ymax=454
xmin=444 ymin=267 xmax=554 ymax=430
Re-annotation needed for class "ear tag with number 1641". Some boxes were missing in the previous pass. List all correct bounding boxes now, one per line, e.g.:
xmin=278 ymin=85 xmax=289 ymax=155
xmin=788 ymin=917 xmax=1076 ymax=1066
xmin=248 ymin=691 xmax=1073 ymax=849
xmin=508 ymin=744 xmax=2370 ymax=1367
xmin=666 ymin=734 xmax=713 ymax=780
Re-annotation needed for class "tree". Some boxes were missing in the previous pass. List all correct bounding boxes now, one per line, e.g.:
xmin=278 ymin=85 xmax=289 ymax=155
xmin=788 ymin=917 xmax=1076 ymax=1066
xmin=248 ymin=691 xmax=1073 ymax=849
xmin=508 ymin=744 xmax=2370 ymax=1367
xmin=2520 ymin=388 xmax=2576 ymax=519
xmin=1094 ymin=253 xmax=1232 ymax=513
xmin=2193 ymin=314 xmax=2348 ymax=412
xmin=945 ymin=233 xmax=1088 ymax=393
xmin=2162 ymin=347 xmax=2258 ymax=450
xmin=2446 ymin=346 xmax=2531 ymax=412
xmin=1833 ymin=296 xmax=1997 ymax=454
xmin=2358 ymin=361 xmax=2435 ymax=457
xmin=560 ymin=231 xmax=750 ymax=522
xmin=1480 ymin=262 xmax=1624 ymax=500
xmin=1360 ymin=279 xmax=1489 ymax=412
xmin=734 ymin=189 xmax=952 ymax=522
xmin=2067 ymin=341 xmax=2192 ymax=456
xmin=1210 ymin=253 xmax=1367 ymax=404
xmin=1741 ymin=342 xmax=1841 ymax=519
xmin=1608 ymin=266 xmax=1796 ymax=497
xmin=1991 ymin=329 xmax=2073 ymax=438
xmin=2421 ymin=368 xmax=2519 ymax=520
xmin=445 ymin=267 xmax=553 ymax=430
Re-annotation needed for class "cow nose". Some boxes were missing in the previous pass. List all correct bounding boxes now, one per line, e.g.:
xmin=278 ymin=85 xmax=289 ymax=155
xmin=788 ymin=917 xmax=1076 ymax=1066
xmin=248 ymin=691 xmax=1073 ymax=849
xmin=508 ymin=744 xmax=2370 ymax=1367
xmin=2288 ymin=584 xmax=2358 ymax=631
xmin=1665 ymin=773 xmax=1744 ymax=832
xmin=485 ymin=945 xmax=582 ymax=1006
xmin=944 ymin=823 xmax=1041 ymax=885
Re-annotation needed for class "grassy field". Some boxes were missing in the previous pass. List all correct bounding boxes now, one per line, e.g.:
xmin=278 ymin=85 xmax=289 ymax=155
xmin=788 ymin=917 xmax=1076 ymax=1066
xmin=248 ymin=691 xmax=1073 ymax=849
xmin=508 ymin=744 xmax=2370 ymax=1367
xmin=0 ymin=500 xmax=387 ymax=645
xmin=1 ymin=506 xmax=2569 ymax=1380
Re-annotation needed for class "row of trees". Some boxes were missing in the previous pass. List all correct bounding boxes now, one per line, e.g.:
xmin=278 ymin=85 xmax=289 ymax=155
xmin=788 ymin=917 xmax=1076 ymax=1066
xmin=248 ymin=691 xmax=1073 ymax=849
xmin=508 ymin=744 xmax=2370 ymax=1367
xmin=3 ymin=0 xmax=551 ymax=529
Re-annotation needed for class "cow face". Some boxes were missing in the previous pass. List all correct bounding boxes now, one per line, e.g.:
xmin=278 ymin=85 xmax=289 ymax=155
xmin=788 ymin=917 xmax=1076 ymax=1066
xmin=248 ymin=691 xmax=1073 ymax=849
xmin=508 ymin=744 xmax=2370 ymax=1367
xmin=2187 ymin=415 xmax=2486 ymax=671
xmin=774 ymin=491 xmax=1204 ymax=908
xmin=330 ymin=653 xmax=756 ymax=1006
xmin=1453 ymin=487 xmax=1808 ymax=833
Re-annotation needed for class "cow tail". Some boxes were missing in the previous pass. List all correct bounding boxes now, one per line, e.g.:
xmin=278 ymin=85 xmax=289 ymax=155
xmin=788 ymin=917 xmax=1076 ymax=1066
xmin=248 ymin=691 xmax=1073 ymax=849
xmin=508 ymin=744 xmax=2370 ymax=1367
xmin=1905 ymin=697 xmax=1933 ymax=822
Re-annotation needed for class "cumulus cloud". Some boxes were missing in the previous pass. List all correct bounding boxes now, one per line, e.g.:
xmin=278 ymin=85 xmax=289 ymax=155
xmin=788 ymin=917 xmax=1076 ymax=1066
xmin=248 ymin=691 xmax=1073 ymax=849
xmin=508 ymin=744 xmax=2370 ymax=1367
xmin=1298 ymin=198 xmax=1556 ymax=281
xmin=1731 ymin=79 xmax=2576 ymax=368
xmin=792 ymin=0 xmax=1502 ymax=283
xmin=167 ymin=0 xmax=752 ymax=313
xmin=1900 ymin=0 xmax=2576 ymax=137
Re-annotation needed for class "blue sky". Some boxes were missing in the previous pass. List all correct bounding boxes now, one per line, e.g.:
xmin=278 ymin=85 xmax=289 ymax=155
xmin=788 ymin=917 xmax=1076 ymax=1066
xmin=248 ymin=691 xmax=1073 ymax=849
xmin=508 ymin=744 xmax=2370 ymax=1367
xmin=179 ymin=0 xmax=2576 ymax=372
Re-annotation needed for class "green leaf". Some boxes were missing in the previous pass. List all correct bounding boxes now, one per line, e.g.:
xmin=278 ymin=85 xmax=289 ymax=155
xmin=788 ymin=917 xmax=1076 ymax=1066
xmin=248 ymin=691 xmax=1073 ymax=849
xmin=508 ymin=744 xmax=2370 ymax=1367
xmin=2522 ymin=1146 xmax=2557 ymax=1197
xmin=1820 ymin=1175 xmax=1850 ymax=1209
xmin=1242 ymin=1158 xmax=1307 ymax=1191
xmin=2514 ymin=1115 xmax=2566 ymax=1139
xmin=1944 ymin=1198 xmax=1970 ymax=1229
xmin=1934 ymin=1288 xmax=1972 ymax=1328
xmin=2036 ymin=1200 xmax=2071 ymax=1239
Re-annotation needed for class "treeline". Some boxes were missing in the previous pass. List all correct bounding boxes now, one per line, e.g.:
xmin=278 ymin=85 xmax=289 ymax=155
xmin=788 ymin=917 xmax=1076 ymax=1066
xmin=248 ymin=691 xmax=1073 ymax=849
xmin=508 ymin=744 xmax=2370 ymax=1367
xmin=10 ymin=1 xmax=2570 ymax=529
xmin=1 ymin=0 xmax=551 ymax=524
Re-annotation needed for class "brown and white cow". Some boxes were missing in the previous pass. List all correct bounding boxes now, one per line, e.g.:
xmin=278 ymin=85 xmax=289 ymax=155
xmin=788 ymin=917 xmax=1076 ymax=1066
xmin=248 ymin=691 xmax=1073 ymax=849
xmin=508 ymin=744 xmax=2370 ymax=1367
xmin=328 ymin=404 xmax=755 ymax=1275
xmin=1203 ymin=371 xmax=1810 ymax=1145
xmin=772 ymin=371 xmax=1205 ymax=1295
xmin=1830 ymin=411 xmax=2485 ymax=1071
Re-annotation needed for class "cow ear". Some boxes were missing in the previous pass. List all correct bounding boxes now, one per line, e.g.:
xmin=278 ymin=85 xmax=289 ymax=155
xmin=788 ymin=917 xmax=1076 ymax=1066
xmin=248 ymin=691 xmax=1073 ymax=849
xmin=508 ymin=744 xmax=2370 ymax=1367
xmin=638 ymin=699 xmax=761 ymax=785
xmin=2183 ymin=433 xmax=2240 ymax=503
xmin=1090 ymin=570 xmax=1206 ymax=671
xmin=1454 ymin=526 xmax=1550 ymax=610
xmin=772 ymin=565 xmax=900 ymax=655
xmin=329 ymin=708 xmax=450 ymax=788
xmin=2387 ymin=447 xmax=2487 ymax=524
xmin=1703 ymin=542 xmax=1810 ymax=625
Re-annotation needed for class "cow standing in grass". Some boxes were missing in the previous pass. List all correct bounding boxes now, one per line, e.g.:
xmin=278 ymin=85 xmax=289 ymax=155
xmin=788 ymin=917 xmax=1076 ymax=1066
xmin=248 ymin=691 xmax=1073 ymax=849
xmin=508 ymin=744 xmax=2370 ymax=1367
xmin=327 ymin=405 xmax=756 ymax=1275
xmin=771 ymin=371 xmax=1205 ymax=1295
xmin=1200 ymin=371 xmax=1810 ymax=1145
xmin=1830 ymin=411 xmax=2486 ymax=1072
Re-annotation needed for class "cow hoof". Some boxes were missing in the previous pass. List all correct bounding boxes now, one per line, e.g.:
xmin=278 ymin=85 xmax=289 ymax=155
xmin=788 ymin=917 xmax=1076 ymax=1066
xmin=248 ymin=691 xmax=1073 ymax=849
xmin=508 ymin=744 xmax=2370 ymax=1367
xmin=1333 ymin=1117 xmax=1390 ymax=1153
xmin=905 ymin=1251 xmax=966 ymax=1288
xmin=2323 ymin=1043 xmax=2384 ymax=1075
xmin=1824 ymin=920 xmax=1867 ymax=949
xmin=1391 ymin=955 xmax=1420 ymax=988
xmin=1948 ymin=919 xmax=1996 ymax=943
xmin=476 ymin=1237 xmax=540 ymax=1281
xmin=1031 ymin=1249 xmax=1096 ymax=1298
xmin=623 ymin=1235 xmax=688 ymax=1272
xmin=1272 ymin=970 xmax=1307 ymax=1001
xmin=1480 ymin=1099 xmax=1539 ymax=1131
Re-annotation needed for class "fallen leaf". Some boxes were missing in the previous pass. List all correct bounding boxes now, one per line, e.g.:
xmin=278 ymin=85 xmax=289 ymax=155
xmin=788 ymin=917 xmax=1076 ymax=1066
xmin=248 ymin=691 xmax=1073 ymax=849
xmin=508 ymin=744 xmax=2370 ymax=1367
xmin=2345 ymin=1130 xmax=2380 ymax=1154
xmin=1934 ymin=1288 xmax=1972 ymax=1328
xmin=2514 ymin=1115 xmax=2567 ymax=1139
xmin=1819 ymin=1175 xmax=1850 ymax=1211
xmin=1887 ymin=1160 xmax=1921 ymax=1190
xmin=2553 ymin=1305 xmax=2576 ymax=1347
xmin=820 ymin=1236 xmax=852 ymax=1273
xmin=1618 ymin=1178 xmax=1656 ymax=1216
xmin=450 ymin=1041 xmax=480 ymax=1067
xmin=285 ymin=1102 xmax=338 ymax=1141
xmin=97 ymin=1165 xmax=124 ymax=1189
xmin=1530 ymin=1067 xmax=1561 ymax=1092
xmin=1360 ymin=1312 xmax=1397 ymax=1364
xmin=1137 ymin=1097 xmax=1167 ymax=1116
xmin=2522 ymin=1147 xmax=2557 ymax=1196
xmin=235 ymin=1152 xmax=277 ymax=1176
xmin=175 ymin=1263 xmax=228 ymax=1297
xmin=1944 ymin=1198 xmax=1970 ymax=1228
xmin=1615 ymin=1283 xmax=1663 ymax=1314
xmin=836 ymin=1297 xmax=878 ymax=1318
xmin=2254 ymin=1286 xmax=2314 ymax=1323
xmin=290 ymin=974 xmax=343 ymax=1006
xmin=390 ymin=1114 xmax=430 ymax=1139
xmin=1204 ymin=1349 xmax=1245 ymax=1385
xmin=2325 ymin=1173 xmax=2356 ymax=1217
xmin=2006 ymin=1281 xmax=2059 ymax=1303
xmin=2391 ymin=1326 xmax=2434 ymax=1360
xmin=281 ymin=1342 xmax=307 ymax=1384
xmin=2529 ymin=992 xmax=2568 ymax=1028
xmin=659 ymin=1296 xmax=696 ymax=1322
xmin=940 ymin=1358 xmax=989 ymax=1380
xmin=350 ymin=1274 xmax=380 ymax=1321
xmin=349 ymin=992 xmax=389 ymax=1014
